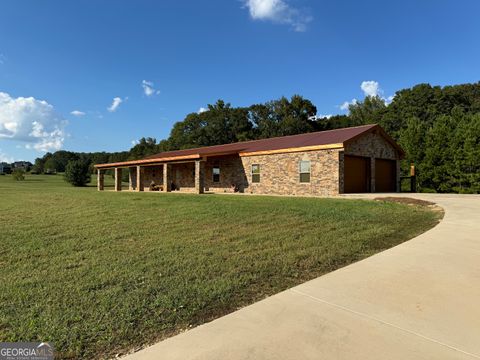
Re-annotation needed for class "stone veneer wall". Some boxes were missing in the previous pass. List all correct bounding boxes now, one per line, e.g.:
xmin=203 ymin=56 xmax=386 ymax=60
xmin=204 ymin=155 xmax=248 ymax=193
xmin=199 ymin=151 xmax=341 ymax=196
xmin=171 ymin=163 xmax=196 ymax=192
xmin=344 ymin=132 xmax=398 ymax=159
xmin=241 ymin=150 xmax=341 ymax=196
xmin=142 ymin=166 xmax=163 ymax=191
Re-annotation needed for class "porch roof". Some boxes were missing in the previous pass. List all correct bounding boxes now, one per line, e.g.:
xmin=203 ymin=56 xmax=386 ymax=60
xmin=95 ymin=124 xmax=404 ymax=169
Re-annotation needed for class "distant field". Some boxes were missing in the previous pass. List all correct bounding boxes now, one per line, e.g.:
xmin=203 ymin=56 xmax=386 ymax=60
xmin=0 ymin=174 xmax=442 ymax=359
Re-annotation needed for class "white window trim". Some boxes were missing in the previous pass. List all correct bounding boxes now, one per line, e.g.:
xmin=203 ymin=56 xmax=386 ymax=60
xmin=299 ymin=160 xmax=311 ymax=183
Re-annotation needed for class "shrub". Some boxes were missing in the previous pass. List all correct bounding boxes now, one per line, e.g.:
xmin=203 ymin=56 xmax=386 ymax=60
xmin=12 ymin=169 xmax=25 ymax=181
xmin=64 ymin=160 xmax=91 ymax=187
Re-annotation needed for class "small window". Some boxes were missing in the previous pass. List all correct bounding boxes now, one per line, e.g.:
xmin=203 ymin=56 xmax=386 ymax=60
xmin=299 ymin=160 xmax=311 ymax=183
xmin=212 ymin=164 xmax=220 ymax=183
xmin=251 ymin=164 xmax=260 ymax=183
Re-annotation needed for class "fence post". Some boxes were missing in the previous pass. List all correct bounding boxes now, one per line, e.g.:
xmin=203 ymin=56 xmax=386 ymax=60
xmin=410 ymin=164 xmax=416 ymax=193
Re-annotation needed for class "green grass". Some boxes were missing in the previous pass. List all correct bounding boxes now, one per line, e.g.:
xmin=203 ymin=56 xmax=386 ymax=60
xmin=0 ymin=174 xmax=442 ymax=359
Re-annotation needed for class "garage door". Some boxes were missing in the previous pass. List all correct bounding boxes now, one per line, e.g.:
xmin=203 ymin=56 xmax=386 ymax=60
xmin=344 ymin=155 xmax=370 ymax=193
xmin=375 ymin=159 xmax=396 ymax=192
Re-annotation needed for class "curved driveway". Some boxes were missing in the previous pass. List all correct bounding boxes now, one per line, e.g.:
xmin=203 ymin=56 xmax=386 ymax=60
xmin=126 ymin=194 xmax=480 ymax=360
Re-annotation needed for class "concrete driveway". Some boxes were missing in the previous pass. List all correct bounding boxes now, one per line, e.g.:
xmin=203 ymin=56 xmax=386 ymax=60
xmin=125 ymin=193 xmax=480 ymax=360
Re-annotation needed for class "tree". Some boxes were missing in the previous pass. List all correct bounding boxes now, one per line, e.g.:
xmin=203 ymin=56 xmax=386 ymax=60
xmin=450 ymin=112 xmax=480 ymax=193
xmin=31 ymin=158 xmax=44 ymax=174
xmin=250 ymin=95 xmax=317 ymax=138
xmin=398 ymin=116 xmax=426 ymax=170
xmin=420 ymin=115 xmax=455 ymax=192
xmin=168 ymin=100 xmax=252 ymax=149
xmin=51 ymin=150 xmax=79 ymax=172
xmin=348 ymin=95 xmax=386 ymax=126
xmin=43 ymin=158 xmax=58 ymax=174
xmin=129 ymin=137 xmax=159 ymax=159
xmin=64 ymin=160 xmax=91 ymax=187
xmin=12 ymin=169 xmax=25 ymax=181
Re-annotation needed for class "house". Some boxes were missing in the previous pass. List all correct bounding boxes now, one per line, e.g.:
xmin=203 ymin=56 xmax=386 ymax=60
xmin=12 ymin=161 xmax=33 ymax=171
xmin=94 ymin=124 xmax=404 ymax=196
xmin=0 ymin=162 xmax=12 ymax=174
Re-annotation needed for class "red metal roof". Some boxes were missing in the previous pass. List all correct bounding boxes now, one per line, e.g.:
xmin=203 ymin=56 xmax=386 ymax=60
xmin=144 ymin=124 xmax=379 ymax=159
xmin=96 ymin=124 xmax=403 ymax=168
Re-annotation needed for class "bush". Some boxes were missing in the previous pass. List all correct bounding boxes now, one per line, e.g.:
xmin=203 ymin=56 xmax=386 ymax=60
xmin=64 ymin=160 xmax=91 ymax=187
xmin=12 ymin=169 xmax=25 ymax=181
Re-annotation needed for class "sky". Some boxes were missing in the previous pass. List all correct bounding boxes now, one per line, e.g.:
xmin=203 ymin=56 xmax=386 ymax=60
xmin=1 ymin=0 xmax=479 ymax=162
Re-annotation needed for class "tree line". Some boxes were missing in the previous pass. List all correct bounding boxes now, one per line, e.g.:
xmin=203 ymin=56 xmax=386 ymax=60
xmin=33 ymin=83 xmax=480 ymax=193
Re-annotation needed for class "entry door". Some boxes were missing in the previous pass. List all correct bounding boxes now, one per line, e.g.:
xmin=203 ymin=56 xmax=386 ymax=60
xmin=375 ymin=159 xmax=396 ymax=192
xmin=344 ymin=155 xmax=370 ymax=193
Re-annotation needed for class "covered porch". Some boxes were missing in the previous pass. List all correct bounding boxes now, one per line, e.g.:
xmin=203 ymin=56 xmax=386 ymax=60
xmin=96 ymin=157 xmax=206 ymax=194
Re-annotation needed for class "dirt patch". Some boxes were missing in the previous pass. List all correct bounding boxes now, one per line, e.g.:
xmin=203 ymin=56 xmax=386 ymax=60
xmin=375 ymin=197 xmax=444 ymax=218
xmin=374 ymin=197 xmax=436 ymax=207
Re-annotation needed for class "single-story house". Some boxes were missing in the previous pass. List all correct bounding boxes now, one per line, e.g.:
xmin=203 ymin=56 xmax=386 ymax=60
xmin=0 ymin=162 xmax=12 ymax=174
xmin=94 ymin=124 xmax=405 ymax=196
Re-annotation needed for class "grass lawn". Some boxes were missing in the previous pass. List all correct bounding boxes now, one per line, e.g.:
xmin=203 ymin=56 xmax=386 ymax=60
xmin=0 ymin=174 xmax=442 ymax=359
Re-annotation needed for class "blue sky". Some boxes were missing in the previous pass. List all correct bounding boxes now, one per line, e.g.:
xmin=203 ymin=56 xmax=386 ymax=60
xmin=1 ymin=0 xmax=479 ymax=162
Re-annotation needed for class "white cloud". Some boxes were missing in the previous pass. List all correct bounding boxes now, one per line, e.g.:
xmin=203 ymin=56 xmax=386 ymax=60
xmin=361 ymin=81 xmax=382 ymax=97
xmin=107 ymin=97 xmax=124 ymax=112
xmin=131 ymin=139 xmax=140 ymax=146
xmin=0 ymin=54 xmax=5 ymax=65
xmin=198 ymin=107 xmax=208 ymax=114
xmin=70 ymin=110 xmax=85 ymax=117
xmin=360 ymin=80 xmax=395 ymax=104
xmin=339 ymin=81 xmax=395 ymax=112
xmin=0 ymin=92 xmax=66 ymax=152
xmin=244 ymin=0 xmax=312 ymax=32
xmin=142 ymin=80 xmax=160 ymax=97
xmin=317 ymin=114 xmax=333 ymax=119
xmin=340 ymin=98 xmax=358 ymax=111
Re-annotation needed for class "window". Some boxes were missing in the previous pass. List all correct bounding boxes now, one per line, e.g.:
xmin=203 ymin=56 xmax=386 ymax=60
xmin=299 ymin=160 xmax=311 ymax=183
xmin=212 ymin=164 xmax=220 ymax=183
xmin=251 ymin=164 xmax=260 ymax=183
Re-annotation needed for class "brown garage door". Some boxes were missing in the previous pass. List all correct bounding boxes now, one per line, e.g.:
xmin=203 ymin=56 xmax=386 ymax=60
xmin=344 ymin=155 xmax=370 ymax=193
xmin=375 ymin=159 xmax=396 ymax=192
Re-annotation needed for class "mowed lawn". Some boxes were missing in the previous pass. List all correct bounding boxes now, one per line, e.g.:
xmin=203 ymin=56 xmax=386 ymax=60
xmin=0 ymin=175 xmax=442 ymax=359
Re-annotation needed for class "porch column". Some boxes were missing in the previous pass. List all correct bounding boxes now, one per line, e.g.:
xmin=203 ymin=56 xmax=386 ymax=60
xmin=370 ymin=157 xmax=376 ymax=193
xmin=195 ymin=160 xmax=205 ymax=194
xmin=97 ymin=169 xmax=104 ymax=191
xmin=136 ymin=166 xmax=144 ymax=192
xmin=396 ymin=159 xmax=401 ymax=192
xmin=114 ymin=168 xmax=122 ymax=192
xmin=338 ymin=151 xmax=344 ymax=194
xmin=163 ymin=164 xmax=171 ymax=192
xmin=129 ymin=167 xmax=136 ymax=191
